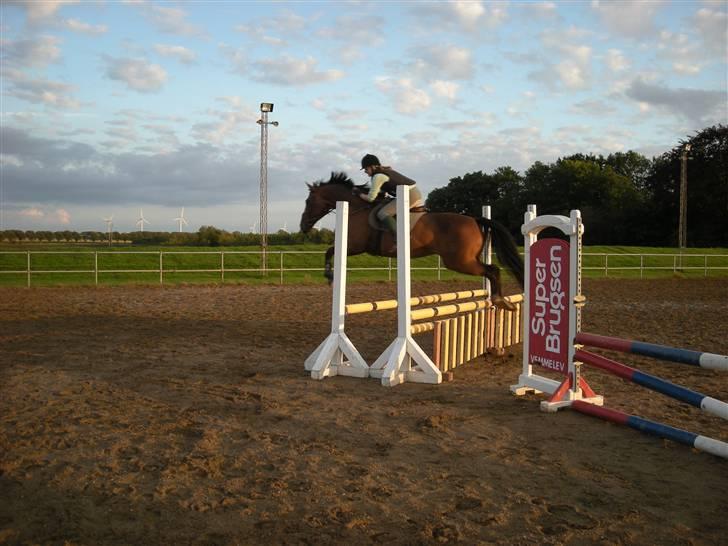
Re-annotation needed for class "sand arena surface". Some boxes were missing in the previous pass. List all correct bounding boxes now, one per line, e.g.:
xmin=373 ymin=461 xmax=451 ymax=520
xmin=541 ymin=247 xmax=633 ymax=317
xmin=1 ymin=278 xmax=727 ymax=545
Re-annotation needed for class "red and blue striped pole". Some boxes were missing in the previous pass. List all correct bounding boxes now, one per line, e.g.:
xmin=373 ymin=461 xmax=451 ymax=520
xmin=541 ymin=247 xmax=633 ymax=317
xmin=575 ymin=332 xmax=728 ymax=371
xmin=572 ymin=401 xmax=728 ymax=460
xmin=575 ymin=349 xmax=728 ymax=421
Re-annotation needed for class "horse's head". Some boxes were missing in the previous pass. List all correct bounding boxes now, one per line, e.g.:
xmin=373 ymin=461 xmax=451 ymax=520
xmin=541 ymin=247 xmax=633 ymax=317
xmin=300 ymin=172 xmax=356 ymax=233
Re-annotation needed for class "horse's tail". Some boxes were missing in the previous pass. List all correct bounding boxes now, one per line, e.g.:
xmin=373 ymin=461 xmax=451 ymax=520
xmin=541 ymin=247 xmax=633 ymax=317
xmin=476 ymin=218 xmax=524 ymax=288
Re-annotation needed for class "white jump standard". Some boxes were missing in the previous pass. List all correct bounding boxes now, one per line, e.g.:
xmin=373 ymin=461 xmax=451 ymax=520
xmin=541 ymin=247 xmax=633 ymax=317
xmin=367 ymin=187 xmax=442 ymax=386
xmin=304 ymin=200 xmax=369 ymax=380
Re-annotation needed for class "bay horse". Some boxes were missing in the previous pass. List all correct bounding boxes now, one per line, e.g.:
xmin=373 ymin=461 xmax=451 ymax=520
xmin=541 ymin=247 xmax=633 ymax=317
xmin=299 ymin=172 xmax=524 ymax=310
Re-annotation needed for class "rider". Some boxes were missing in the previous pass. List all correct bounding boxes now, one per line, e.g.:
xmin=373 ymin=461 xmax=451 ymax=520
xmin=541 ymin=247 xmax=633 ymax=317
xmin=357 ymin=154 xmax=424 ymax=245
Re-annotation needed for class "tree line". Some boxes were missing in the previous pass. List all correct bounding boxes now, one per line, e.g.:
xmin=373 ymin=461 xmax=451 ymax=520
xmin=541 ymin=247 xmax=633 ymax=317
xmin=0 ymin=227 xmax=335 ymax=246
xmin=425 ymin=124 xmax=727 ymax=246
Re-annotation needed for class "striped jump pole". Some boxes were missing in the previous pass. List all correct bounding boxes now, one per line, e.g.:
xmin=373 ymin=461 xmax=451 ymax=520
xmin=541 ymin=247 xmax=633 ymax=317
xmin=575 ymin=349 xmax=728 ymax=421
xmin=572 ymin=401 xmax=728 ymax=460
xmin=576 ymin=332 xmax=728 ymax=371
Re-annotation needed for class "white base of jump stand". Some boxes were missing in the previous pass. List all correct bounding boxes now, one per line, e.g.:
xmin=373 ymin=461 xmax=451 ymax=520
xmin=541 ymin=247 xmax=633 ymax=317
xmin=304 ymin=200 xmax=370 ymax=382
xmin=305 ymin=333 xmax=369 ymax=380
xmin=369 ymin=336 xmax=441 ymax=386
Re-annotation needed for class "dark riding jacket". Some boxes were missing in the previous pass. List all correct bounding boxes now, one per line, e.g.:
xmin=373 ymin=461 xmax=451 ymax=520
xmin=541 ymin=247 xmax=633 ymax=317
xmin=371 ymin=166 xmax=416 ymax=195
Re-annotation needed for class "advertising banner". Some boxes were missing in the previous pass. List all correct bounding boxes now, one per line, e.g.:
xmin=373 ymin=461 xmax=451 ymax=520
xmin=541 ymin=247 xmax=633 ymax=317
xmin=528 ymin=238 xmax=570 ymax=375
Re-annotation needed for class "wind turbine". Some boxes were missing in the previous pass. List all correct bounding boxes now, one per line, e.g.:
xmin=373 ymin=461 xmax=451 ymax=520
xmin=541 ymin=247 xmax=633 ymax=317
xmin=282 ymin=221 xmax=288 ymax=232
xmin=249 ymin=220 xmax=258 ymax=233
xmin=136 ymin=209 xmax=150 ymax=232
xmin=174 ymin=207 xmax=189 ymax=232
xmin=103 ymin=215 xmax=113 ymax=245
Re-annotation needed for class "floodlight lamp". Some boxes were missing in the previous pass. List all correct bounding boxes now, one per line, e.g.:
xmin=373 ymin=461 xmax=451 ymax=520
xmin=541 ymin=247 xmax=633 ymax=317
xmin=260 ymin=102 xmax=274 ymax=113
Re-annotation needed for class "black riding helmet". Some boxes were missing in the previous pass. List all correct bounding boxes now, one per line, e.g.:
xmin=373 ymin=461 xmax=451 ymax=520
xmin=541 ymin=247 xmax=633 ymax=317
xmin=361 ymin=154 xmax=380 ymax=169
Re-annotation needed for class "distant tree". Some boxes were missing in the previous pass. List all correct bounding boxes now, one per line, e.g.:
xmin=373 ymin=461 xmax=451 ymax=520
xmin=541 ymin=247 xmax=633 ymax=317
xmin=425 ymin=166 xmax=526 ymax=235
xmin=605 ymin=151 xmax=652 ymax=192
xmin=197 ymin=226 xmax=224 ymax=246
xmin=522 ymin=157 xmax=646 ymax=244
xmin=643 ymin=124 xmax=727 ymax=246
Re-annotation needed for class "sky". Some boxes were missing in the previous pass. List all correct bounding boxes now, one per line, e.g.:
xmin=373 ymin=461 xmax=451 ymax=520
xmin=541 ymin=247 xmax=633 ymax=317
xmin=1 ymin=0 xmax=726 ymax=234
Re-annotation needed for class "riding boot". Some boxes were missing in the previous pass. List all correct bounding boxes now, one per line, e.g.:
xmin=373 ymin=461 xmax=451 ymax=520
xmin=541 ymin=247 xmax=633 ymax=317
xmin=381 ymin=216 xmax=397 ymax=253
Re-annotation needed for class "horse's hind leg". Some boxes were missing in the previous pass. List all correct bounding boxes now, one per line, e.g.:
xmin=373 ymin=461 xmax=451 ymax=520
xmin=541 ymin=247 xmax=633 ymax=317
xmin=443 ymin=254 xmax=515 ymax=311
xmin=482 ymin=264 xmax=517 ymax=311
xmin=324 ymin=245 xmax=335 ymax=284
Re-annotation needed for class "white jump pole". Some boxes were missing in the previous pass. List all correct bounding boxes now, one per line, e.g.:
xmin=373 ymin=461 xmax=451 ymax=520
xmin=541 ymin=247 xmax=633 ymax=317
xmin=369 ymin=186 xmax=442 ymax=386
xmin=482 ymin=205 xmax=491 ymax=300
xmin=304 ymin=200 xmax=369 ymax=379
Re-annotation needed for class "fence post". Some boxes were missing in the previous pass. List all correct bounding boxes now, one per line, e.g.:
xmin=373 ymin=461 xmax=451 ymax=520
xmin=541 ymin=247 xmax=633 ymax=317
xmin=280 ymin=251 xmax=284 ymax=284
xmin=27 ymin=251 xmax=30 ymax=288
xmin=95 ymin=252 xmax=98 ymax=285
xmin=704 ymin=255 xmax=707 ymax=277
xmin=221 ymin=251 xmax=225 ymax=283
xmin=640 ymin=255 xmax=643 ymax=279
xmin=437 ymin=256 xmax=441 ymax=281
xmin=388 ymin=257 xmax=392 ymax=282
xmin=159 ymin=251 xmax=163 ymax=285
xmin=605 ymin=254 xmax=609 ymax=277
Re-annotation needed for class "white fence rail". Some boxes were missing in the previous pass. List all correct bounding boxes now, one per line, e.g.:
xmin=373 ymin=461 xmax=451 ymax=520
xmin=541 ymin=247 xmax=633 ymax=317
xmin=1 ymin=250 xmax=727 ymax=287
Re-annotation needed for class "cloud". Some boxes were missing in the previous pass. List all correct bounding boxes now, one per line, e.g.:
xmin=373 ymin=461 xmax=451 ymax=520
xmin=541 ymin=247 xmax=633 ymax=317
xmin=431 ymin=80 xmax=459 ymax=101
xmin=56 ymin=209 xmax=71 ymax=224
xmin=591 ymin=0 xmax=664 ymax=38
xmin=20 ymin=207 xmax=45 ymax=218
xmin=251 ymin=56 xmax=344 ymax=86
xmin=137 ymin=4 xmax=207 ymax=38
xmin=625 ymin=78 xmax=727 ymax=124
xmin=62 ymin=18 xmax=107 ymax=35
xmin=0 ymin=125 xmax=263 ymax=207
xmin=154 ymin=44 xmax=197 ymax=64
xmin=5 ymin=0 xmax=79 ymax=24
xmin=317 ymin=14 xmax=385 ymax=44
xmin=191 ymin=100 xmax=255 ymax=145
xmin=375 ymin=77 xmax=431 ymax=114
xmin=316 ymin=14 xmax=386 ymax=63
xmin=234 ymin=8 xmax=309 ymax=44
xmin=520 ymin=2 xmax=559 ymax=20
xmin=414 ymin=45 xmax=474 ymax=81
xmin=104 ymin=56 xmax=168 ymax=93
xmin=3 ymin=68 xmax=81 ymax=109
xmin=693 ymin=7 xmax=728 ymax=58
xmin=16 ymin=207 xmax=70 ymax=225
xmin=604 ymin=49 xmax=630 ymax=72
xmin=1 ymin=35 xmax=62 ymax=68
xmin=411 ymin=1 xmax=506 ymax=32
xmin=655 ymin=26 xmax=719 ymax=76
xmin=529 ymin=29 xmax=593 ymax=90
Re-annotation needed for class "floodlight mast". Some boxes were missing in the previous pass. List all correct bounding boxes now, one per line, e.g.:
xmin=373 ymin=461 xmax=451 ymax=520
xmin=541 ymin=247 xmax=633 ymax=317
xmin=257 ymin=102 xmax=278 ymax=274
xmin=678 ymin=143 xmax=691 ymax=250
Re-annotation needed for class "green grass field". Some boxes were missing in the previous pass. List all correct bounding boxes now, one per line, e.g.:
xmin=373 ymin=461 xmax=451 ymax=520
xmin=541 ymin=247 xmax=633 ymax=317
xmin=1 ymin=243 xmax=726 ymax=287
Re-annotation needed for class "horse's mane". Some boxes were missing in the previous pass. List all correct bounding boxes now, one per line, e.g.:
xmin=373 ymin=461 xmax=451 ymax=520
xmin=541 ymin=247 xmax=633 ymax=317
xmin=312 ymin=171 xmax=355 ymax=189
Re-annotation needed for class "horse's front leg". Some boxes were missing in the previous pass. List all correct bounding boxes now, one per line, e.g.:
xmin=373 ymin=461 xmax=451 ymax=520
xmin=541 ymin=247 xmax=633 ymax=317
xmin=324 ymin=245 xmax=335 ymax=284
